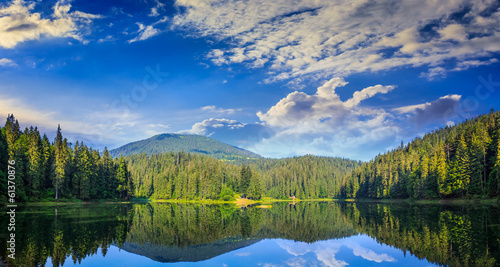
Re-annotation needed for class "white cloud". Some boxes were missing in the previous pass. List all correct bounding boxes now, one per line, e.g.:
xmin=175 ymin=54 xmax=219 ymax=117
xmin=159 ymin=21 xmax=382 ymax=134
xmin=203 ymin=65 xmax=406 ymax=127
xmin=182 ymin=78 xmax=462 ymax=160
xmin=420 ymin=67 xmax=447 ymax=80
xmin=0 ymin=0 xmax=102 ymax=49
xmin=173 ymin=0 xmax=500 ymax=82
xmin=0 ymin=58 xmax=17 ymax=67
xmin=256 ymin=77 xmax=395 ymax=135
xmin=200 ymin=105 xmax=241 ymax=114
xmin=277 ymin=239 xmax=399 ymax=266
xmin=128 ymin=16 xmax=168 ymax=43
xmin=394 ymin=94 xmax=461 ymax=127
xmin=0 ymin=94 xmax=57 ymax=129
xmin=0 ymin=94 xmax=164 ymax=151
xmin=179 ymin=118 xmax=245 ymax=135
xmin=148 ymin=0 xmax=165 ymax=17
xmin=348 ymin=244 xmax=396 ymax=263
xmin=128 ymin=23 xmax=160 ymax=43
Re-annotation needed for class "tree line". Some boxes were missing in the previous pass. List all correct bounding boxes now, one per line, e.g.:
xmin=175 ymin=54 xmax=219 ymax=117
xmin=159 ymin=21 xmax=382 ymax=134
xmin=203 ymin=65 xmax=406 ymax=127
xmin=0 ymin=114 xmax=132 ymax=202
xmin=125 ymin=152 xmax=361 ymax=200
xmin=341 ymin=110 xmax=500 ymax=199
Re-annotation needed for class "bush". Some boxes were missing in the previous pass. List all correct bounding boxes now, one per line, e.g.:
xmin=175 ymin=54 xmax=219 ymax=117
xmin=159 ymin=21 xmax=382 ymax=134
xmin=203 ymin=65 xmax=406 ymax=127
xmin=218 ymin=186 xmax=235 ymax=201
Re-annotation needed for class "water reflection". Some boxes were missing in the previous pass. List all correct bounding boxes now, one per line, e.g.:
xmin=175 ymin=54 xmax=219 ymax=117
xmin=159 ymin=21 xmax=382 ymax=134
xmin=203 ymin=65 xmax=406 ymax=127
xmin=0 ymin=202 xmax=498 ymax=266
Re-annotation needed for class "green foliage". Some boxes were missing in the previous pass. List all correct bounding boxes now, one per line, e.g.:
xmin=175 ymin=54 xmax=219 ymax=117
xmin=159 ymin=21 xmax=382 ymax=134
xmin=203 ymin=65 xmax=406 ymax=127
xmin=342 ymin=111 xmax=500 ymax=199
xmin=239 ymin=165 xmax=252 ymax=197
xmin=246 ymin=172 xmax=263 ymax=200
xmin=126 ymin=152 xmax=361 ymax=200
xmin=218 ymin=185 xmax=235 ymax=201
xmin=1 ymin=115 xmax=132 ymax=201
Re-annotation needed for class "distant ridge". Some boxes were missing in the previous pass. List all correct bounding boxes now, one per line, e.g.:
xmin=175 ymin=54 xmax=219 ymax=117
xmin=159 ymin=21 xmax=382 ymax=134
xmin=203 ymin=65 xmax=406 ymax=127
xmin=110 ymin=133 xmax=261 ymax=160
xmin=120 ymin=238 xmax=261 ymax=263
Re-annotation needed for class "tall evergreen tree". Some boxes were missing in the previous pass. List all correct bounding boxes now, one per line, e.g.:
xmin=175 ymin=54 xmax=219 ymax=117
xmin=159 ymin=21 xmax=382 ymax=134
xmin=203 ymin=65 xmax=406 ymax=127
xmin=53 ymin=125 xmax=68 ymax=200
xmin=240 ymin=165 xmax=252 ymax=197
xmin=456 ymin=134 xmax=471 ymax=198
xmin=116 ymin=157 xmax=129 ymax=199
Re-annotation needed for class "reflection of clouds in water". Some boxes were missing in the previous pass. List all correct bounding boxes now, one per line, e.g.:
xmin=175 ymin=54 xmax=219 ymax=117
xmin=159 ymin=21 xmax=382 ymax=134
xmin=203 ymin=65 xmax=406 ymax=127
xmin=277 ymin=239 xmax=396 ymax=267
xmin=284 ymin=257 xmax=309 ymax=267
xmin=315 ymin=247 xmax=348 ymax=267
xmin=348 ymin=244 xmax=396 ymax=263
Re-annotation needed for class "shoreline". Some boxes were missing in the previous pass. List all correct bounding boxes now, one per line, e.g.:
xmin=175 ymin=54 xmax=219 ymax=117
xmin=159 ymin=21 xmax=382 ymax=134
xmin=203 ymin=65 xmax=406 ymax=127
xmin=3 ymin=196 xmax=500 ymax=207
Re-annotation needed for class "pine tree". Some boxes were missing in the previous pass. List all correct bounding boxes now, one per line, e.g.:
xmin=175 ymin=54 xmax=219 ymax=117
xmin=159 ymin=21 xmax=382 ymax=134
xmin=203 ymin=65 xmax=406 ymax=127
xmin=41 ymin=134 xmax=53 ymax=190
xmin=4 ymin=114 xmax=20 ymax=160
xmin=469 ymin=133 xmax=483 ymax=196
xmin=456 ymin=134 xmax=471 ymax=198
xmin=247 ymin=172 xmax=263 ymax=200
xmin=99 ymin=147 xmax=113 ymax=198
xmin=240 ymin=165 xmax=252 ymax=197
xmin=488 ymin=130 xmax=500 ymax=196
xmin=437 ymin=147 xmax=449 ymax=196
xmin=26 ymin=127 xmax=43 ymax=197
xmin=53 ymin=125 xmax=68 ymax=200
xmin=116 ymin=157 xmax=129 ymax=199
xmin=78 ymin=144 xmax=92 ymax=199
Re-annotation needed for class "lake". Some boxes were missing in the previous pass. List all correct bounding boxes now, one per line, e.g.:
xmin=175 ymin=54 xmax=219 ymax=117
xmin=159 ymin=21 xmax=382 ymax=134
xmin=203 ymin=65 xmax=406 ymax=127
xmin=1 ymin=201 xmax=499 ymax=266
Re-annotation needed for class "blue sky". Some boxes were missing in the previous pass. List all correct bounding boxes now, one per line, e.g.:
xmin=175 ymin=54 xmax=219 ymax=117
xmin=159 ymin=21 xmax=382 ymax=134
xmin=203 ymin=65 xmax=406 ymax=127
xmin=0 ymin=0 xmax=499 ymax=160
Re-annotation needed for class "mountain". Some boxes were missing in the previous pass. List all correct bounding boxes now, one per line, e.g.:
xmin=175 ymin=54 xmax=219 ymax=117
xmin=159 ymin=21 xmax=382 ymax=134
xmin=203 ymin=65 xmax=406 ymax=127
xmin=120 ymin=238 xmax=261 ymax=263
xmin=110 ymin=133 xmax=261 ymax=160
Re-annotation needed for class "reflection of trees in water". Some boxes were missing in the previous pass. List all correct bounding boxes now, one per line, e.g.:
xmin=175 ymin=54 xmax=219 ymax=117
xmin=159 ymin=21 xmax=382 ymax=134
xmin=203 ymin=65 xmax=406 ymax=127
xmin=0 ymin=204 xmax=133 ymax=267
xmin=346 ymin=203 xmax=499 ymax=267
xmin=2 ymin=202 xmax=500 ymax=266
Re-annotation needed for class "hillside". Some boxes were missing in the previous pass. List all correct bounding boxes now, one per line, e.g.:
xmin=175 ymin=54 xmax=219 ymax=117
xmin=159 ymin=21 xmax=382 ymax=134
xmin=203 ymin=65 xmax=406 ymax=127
xmin=341 ymin=111 xmax=500 ymax=199
xmin=110 ymin=133 xmax=261 ymax=160
xmin=126 ymin=152 xmax=362 ymax=200
xmin=120 ymin=238 xmax=261 ymax=263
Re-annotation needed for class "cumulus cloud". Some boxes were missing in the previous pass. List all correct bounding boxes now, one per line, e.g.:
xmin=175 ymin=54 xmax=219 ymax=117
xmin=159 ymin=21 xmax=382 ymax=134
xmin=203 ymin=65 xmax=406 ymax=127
xmin=348 ymin=244 xmax=396 ymax=263
xmin=394 ymin=94 xmax=462 ymax=126
xmin=173 ymin=0 xmax=500 ymax=82
xmin=256 ymin=77 xmax=395 ymax=135
xmin=277 ymin=239 xmax=397 ymax=267
xmin=180 ymin=78 xmax=464 ymax=159
xmin=0 ymin=58 xmax=17 ymax=67
xmin=0 ymin=0 xmax=102 ymax=49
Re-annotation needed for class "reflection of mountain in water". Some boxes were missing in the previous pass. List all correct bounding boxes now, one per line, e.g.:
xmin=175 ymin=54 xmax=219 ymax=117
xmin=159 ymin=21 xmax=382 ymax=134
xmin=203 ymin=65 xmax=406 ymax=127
xmin=120 ymin=237 xmax=261 ymax=263
xmin=3 ymin=202 xmax=500 ymax=267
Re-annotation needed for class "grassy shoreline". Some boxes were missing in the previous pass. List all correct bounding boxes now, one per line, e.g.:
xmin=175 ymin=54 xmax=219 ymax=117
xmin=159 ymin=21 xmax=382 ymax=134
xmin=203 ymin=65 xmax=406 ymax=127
xmin=5 ymin=196 xmax=500 ymax=207
xmin=336 ymin=197 xmax=500 ymax=205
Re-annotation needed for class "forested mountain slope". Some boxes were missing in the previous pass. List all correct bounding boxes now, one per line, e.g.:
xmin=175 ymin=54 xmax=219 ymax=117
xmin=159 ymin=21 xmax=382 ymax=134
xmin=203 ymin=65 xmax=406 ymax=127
xmin=125 ymin=152 xmax=361 ymax=200
xmin=110 ymin=133 xmax=261 ymax=161
xmin=341 ymin=111 xmax=500 ymax=199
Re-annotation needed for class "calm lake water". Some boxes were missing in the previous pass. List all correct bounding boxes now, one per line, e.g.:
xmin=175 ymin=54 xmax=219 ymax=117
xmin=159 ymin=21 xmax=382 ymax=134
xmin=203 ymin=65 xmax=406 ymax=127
xmin=1 ymin=201 xmax=499 ymax=266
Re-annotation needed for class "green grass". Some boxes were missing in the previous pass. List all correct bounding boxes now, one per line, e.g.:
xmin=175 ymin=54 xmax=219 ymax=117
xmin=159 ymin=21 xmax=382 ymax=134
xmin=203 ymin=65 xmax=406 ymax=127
xmin=335 ymin=197 xmax=500 ymax=205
